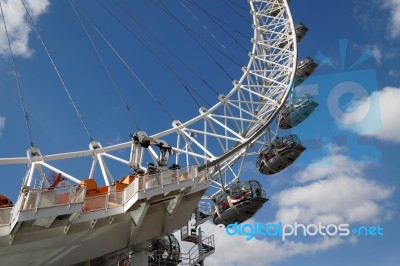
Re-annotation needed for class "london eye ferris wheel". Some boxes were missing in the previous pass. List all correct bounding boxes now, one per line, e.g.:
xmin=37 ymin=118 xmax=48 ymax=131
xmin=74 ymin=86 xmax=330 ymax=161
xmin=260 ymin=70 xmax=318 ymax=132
xmin=0 ymin=0 xmax=318 ymax=265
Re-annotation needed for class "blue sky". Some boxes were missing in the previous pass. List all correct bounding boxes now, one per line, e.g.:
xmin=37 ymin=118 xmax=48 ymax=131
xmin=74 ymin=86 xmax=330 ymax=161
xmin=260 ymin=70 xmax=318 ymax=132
xmin=1 ymin=0 xmax=400 ymax=265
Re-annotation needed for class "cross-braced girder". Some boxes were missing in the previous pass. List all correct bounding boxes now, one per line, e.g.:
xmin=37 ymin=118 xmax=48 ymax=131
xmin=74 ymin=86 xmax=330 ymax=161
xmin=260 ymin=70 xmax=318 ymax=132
xmin=0 ymin=0 xmax=296 ymax=189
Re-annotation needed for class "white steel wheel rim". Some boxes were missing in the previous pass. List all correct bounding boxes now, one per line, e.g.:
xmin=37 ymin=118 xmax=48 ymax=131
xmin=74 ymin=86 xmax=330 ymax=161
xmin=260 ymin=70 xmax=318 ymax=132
xmin=0 ymin=0 xmax=297 ymax=188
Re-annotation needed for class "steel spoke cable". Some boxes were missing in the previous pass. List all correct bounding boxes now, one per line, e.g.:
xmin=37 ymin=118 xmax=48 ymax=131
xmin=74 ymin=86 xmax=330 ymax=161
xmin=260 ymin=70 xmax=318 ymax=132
xmin=150 ymin=0 xmax=249 ymax=134
xmin=183 ymin=18 xmax=243 ymax=69
xmin=176 ymin=15 xmax=242 ymax=68
xmin=186 ymin=0 xmax=248 ymax=54
xmin=114 ymin=0 xmax=220 ymax=97
xmin=20 ymin=0 xmax=94 ymax=142
xmin=84 ymin=14 xmax=174 ymax=121
xmin=88 ymin=1 xmax=248 ymax=136
xmin=179 ymin=1 xmax=243 ymax=64
xmin=114 ymin=0 xmax=244 ymax=134
xmin=0 ymin=1 xmax=34 ymax=147
xmin=151 ymin=0 xmax=236 ymax=81
xmin=221 ymin=0 xmax=252 ymax=25
xmin=69 ymin=0 xmax=141 ymax=131
xmin=95 ymin=0 xmax=207 ymax=109
xmin=227 ymin=0 xmax=249 ymax=13
xmin=166 ymin=0 xmax=261 ymax=134
xmin=201 ymin=6 xmax=250 ymax=41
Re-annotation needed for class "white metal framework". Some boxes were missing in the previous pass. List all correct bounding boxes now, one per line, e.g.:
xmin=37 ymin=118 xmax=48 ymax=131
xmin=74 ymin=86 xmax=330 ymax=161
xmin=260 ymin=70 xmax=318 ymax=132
xmin=0 ymin=1 xmax=297 ymax=265
xmin=0 ymin=0 xmax=297 ymax=188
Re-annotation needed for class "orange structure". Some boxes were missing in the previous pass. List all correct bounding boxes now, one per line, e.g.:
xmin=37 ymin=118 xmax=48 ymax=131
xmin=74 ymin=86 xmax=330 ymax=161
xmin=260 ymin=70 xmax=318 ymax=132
xmin=0 ymin=195 xmax=12 ymax=208
xmin=78 ymin=174 xmax=136 ymax=197
xmin=113 ymin=174 xmax=136 ymax=192
xmin=78 ymin=175 xmax=136 ymax=212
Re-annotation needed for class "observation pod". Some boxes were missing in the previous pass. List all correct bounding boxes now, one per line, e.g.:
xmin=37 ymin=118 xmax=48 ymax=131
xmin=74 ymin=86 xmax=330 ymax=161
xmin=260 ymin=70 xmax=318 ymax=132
xmin=278 ymin=94 xmax=319 ymax=129
xmin=295 ymin=22 xmax=309 ymax=43
xmin=257 ymin=134 xmax=306 ymax=175
xmin=267 ymin=0 xmax=292 ymax=17
xmin=279 ymin=22 xmax=309 ymax=49
xmin=294 ymin=57 xmax=318 ymax=87
xmin=148 ymin=234 xmax=181 ymax=265
xmin=212 ymin=180 xmax=268 ymax=226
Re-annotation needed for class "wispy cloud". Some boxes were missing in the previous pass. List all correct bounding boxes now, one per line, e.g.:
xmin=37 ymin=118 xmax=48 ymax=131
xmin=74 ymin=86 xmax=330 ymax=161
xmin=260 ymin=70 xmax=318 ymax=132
xmin=383 ymin=0 xmax=400 ymax=38
xmin=388 ymin=69 xmax=399 ymax=77
xmin=370 ymin=44 xmax=382 ymax=64
xmin=0 ymin=0 xmax=49 ymax=57
xmin=0 ymin=115 xmax=5 ymax=137
xmin=353 ymin=0 xmax=400 ymax=40
xmin=352 ymin=0 xmax=384 ymax=36
xmin=352 ymin=43 xmax=382 ymax=65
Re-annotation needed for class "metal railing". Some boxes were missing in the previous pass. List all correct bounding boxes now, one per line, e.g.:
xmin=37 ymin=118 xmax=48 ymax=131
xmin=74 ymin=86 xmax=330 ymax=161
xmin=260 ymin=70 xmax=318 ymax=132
xmin=124 ymin=166 xmax=199 ymax=203
xmin=179 ymin=235 xmax=215 ymax=265
xmin=83 ymin=193 xmax=108 ymax=212
xmin=108 ymin=191 xmax=124 ymax=206
xmin=83 ymin=166 xmax=199 ymax=213
xmin=198 ymin=202 xmax=213 ymax=217
xmin=82 ymin=191 xmax=124 ymax=213
xmin=0 ymin=207 xmax=12 ymax=226
xmin=6 ymin=166 xmax=203 ymax=220
xmin=21 ymin=185 xmax=86 ymax=211
xmin=148 ymin=253 xmax=181 ymax=266
xmin=181 ymin=224 xmax=189 ymax=237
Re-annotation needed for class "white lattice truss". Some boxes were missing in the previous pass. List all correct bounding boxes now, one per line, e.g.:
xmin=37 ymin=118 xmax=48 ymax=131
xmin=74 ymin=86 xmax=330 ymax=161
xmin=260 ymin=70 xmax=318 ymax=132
xmin=0 ymin=0 xmax=297 ymax=189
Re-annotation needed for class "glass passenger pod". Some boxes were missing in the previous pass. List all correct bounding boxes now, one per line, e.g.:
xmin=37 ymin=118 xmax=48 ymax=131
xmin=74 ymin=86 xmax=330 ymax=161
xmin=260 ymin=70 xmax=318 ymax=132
xmin=279 ymin=22 xmax=309 ymax=49
xmin=212 ymin=180 xmax=268 ymax=226
xmin=257 ymin=134 xmax=306 ymax=175
xmin=267 ymin=0 xmax=291 ymax=17
xmin=148 ymin=233 xmax=181 ymax=265
xmin=295 ymin=22 xmax=309 ymax=43
xmin=278 ymin=94 xmax=319 ymax=129
xmin=293 ymin=57 xmax=318 ymax=87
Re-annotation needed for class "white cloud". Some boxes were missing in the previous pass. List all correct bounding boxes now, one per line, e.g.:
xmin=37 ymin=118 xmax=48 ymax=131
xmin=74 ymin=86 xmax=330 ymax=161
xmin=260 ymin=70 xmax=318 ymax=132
xmin=178 ymin=145 xmax=393 ymax=265
xmin=351 ymin=43 xmax=382 ymax=65
xmin=0 ymin=0 xmax=49 ymax=57
xmin=274 ymin=145 xmax=393 ymax=225
xmin=388 ymin=69 xmax=399 ymax=77
xmin=339 ymin=87 xmax=400 ymax=143
xmin=383 ymin=0 xmax=400 ymax=38
xmin=370 ymin=44 xmax=382 ymax=64
xmin=0 ymin=115 xmax=5 ymax=137
xmin=295 ymin=146 xmax=365 ymax=183
xmin=205 ymin=227 xmax=346 ymax=266
xmin=356 ymin=0 xmax=400 ymax=39
xmin=177 ymin=220 xmax=348 ymax=266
